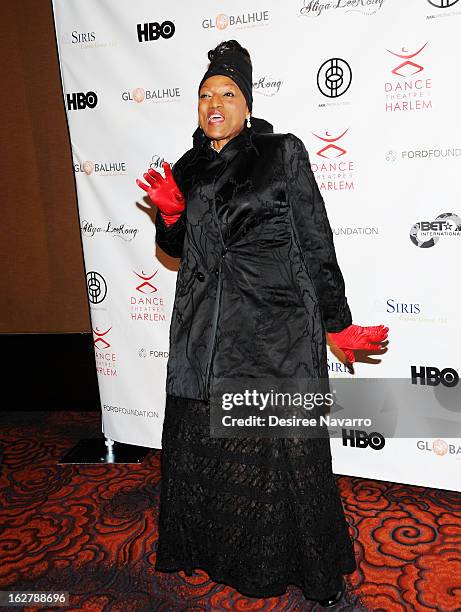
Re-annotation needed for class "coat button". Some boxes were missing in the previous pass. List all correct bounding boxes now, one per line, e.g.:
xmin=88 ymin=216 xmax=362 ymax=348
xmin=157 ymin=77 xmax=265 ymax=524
xmin=195 ymin=271 xmax=205 ymax=282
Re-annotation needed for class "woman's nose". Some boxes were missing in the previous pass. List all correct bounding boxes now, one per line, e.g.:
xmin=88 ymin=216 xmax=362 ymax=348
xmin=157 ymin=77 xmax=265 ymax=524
xmin=210 ymin=93 xmax=223 ymax=107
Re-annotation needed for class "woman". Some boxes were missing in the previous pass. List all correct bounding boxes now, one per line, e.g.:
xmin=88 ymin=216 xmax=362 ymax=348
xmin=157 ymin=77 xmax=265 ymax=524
xmin=136 ymin=40 xmax=388 ymax=606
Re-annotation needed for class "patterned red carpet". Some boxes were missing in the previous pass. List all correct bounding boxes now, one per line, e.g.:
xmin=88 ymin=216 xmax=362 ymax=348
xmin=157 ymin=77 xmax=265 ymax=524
xmin=0 ymin=411 xmax=460 ymax=612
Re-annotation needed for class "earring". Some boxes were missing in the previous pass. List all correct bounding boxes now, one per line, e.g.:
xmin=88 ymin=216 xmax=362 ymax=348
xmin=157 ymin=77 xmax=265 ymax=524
xmin=246 ymin=115 xmax=251 ymax=128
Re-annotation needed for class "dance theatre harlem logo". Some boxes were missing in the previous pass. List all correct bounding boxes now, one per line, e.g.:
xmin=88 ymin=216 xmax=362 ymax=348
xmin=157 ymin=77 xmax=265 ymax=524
xmin=384 ymin=42 xmax=433 ymax=112
xmin=310 ymin=128 xmax=355 ymax=191
xmin=130 ymin=270 xmax=166 ymax=322
xmin=93 ymin=326 xmax=117 ymax=377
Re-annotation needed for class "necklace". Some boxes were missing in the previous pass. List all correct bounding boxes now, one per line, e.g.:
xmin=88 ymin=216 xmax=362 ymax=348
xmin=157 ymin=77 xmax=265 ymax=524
xmin=210 ymin=141 xmax=220 ymax=153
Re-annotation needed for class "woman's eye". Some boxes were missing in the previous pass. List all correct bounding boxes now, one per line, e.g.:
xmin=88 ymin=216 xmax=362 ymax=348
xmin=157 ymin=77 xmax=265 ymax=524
xmin=199 ymin=93 xmax=211 ymax=98
xmin=224 ymin=92 xmax=234 ymax=97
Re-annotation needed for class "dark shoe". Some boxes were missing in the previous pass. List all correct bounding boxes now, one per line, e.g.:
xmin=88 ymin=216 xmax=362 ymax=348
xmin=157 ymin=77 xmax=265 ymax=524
xmin=316 ymin=577 xmax=346 ymax=608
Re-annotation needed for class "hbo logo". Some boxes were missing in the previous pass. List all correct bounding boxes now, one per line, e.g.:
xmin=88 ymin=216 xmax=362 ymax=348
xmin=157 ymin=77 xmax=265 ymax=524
xmin=66 ymin=91 xmax=98 ymax=110
xmin=342 ymin=429 xmax=385 ymax=450
xmin=411 ymin=366 xmax=459 ymax=387
xmin=137 ymin=21 xmax=175 ymax=42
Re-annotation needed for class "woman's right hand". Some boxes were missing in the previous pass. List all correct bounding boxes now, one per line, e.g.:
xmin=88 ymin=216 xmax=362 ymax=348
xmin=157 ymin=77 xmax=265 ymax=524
xmin=136 ymin=161 xmax=185 ymax=225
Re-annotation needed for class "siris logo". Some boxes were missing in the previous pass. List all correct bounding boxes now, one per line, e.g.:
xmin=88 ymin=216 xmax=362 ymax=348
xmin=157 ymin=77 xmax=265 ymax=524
xmin=411 ymin=366 xmax=459 ymax=387
xmin=66 ymin=91 xmax=98 ymax=110
xmin=342 ymin=429 xmax=385 ymax=450
xmin=137 ymin=21 xmax=175 ymax=42
xmin=386 ymin=299 xmax=420 ymax=314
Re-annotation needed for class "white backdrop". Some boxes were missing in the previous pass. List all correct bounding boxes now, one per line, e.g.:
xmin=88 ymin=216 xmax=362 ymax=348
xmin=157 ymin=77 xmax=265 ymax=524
xmin=52 ymin=0 xmax=461 ymax=491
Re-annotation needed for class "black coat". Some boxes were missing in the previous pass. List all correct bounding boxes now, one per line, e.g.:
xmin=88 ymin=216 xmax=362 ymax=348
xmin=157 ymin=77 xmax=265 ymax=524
xmin=155 ymin=117 xmax=352 ymax=401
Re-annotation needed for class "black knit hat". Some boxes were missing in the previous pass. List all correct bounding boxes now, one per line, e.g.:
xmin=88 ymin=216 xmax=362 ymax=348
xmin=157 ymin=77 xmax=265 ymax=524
xmin=198 ymin=40 xmax=253 ymax=112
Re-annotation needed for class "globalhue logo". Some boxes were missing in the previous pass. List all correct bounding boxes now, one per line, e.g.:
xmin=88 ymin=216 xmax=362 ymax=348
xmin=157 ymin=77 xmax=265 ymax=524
xmin=121 ymin=87 xmax=180 ymax=103
xmin=74 ymin=160 xmax=127 ymax=176
xmin=201 ymin=11 xmax=270 ymax=29
xmin=416 ymin=439 xmax=461 ymax=458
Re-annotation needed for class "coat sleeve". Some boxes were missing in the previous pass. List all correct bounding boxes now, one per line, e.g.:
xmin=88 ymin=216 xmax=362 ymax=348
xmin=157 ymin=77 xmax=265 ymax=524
xmin=154 ymin=158 xmax=187 ymax=259
xmin=283 ymin=132 xmax=352 ymax=333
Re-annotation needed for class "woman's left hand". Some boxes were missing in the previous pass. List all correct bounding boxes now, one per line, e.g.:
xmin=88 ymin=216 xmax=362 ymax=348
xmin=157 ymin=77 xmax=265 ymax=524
xmin=328 ymin=324 xmax=389 ymax=364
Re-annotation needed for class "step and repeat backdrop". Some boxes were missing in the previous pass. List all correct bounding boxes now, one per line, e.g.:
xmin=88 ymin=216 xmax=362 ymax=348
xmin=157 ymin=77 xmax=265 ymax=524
xmin=52 ymin=0 xmax=460 ymax=490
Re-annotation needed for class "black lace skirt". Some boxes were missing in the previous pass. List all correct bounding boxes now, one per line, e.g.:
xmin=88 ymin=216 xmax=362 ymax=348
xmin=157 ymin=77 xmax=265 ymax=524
xmin=155 ymin=394 xmax=357 ymax=601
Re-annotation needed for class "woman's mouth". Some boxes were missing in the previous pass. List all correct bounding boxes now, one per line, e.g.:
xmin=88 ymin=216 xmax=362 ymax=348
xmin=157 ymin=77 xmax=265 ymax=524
xmin=208 ymin=112 xmax=225 ymax=124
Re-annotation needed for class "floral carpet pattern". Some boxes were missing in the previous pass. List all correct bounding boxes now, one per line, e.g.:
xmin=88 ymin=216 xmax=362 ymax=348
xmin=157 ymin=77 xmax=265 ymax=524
xmin=0 ymin=411 xmax=460 ymax=611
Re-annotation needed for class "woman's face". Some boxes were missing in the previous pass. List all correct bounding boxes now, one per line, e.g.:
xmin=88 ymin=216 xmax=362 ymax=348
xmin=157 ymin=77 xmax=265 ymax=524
xmin=198 ymin=75 xmax=249 ymax=150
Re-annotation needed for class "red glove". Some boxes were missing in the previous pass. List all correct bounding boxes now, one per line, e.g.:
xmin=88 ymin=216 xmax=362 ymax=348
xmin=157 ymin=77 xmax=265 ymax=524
xmin=328 ymin=324 xmax=388 ymax=364
xmin=136 ymin=161 xmax=185 ymax=226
